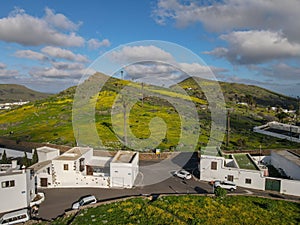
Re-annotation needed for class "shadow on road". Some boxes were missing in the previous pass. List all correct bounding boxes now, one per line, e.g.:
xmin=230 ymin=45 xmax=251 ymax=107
xmin=194 ymin=186 xmax=208 ymax=194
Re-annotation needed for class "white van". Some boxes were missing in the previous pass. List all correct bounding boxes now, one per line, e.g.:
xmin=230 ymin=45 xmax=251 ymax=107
xmin=0 ymin=209 xmax=30 ymax=225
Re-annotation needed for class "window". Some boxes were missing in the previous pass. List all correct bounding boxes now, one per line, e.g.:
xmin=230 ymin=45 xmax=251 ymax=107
xmin=79 ymin=158 xmax=85 ymax=172
xmin=227 ymin=175 xmax=234 ymax=182
xmin=47 ymin=167 xmax=51 ymax=175
xmin=211 ymin=161 xmax=217 ymax=170
xmin=63 ymin=164 xmax=69 ymax=171
xmin=1 ymin=180 xmax=15 ymax=188
xmin=245 ymin=178 xmax=252 ymax=184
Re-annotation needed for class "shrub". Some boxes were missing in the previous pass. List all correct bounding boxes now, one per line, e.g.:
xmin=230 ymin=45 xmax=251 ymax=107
xmin=214 ymin=187 xmax=227 ymax=198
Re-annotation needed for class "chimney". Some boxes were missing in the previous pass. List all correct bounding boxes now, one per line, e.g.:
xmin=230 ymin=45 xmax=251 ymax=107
xmin=11 ymin=160 xmax=17 ymax=169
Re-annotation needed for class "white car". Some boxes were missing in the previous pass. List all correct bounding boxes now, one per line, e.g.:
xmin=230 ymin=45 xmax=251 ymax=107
xmin=174 ymin=169 xmax=192 ymax=179
xmin=72 ymin=195 xmax=97 ymax=210
xmin=214 ymin=180 xmax=237 ymax=191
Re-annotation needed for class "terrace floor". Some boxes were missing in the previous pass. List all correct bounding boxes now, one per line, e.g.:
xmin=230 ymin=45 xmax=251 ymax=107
xmin=233 ymin=154 xmax=259 ymax=170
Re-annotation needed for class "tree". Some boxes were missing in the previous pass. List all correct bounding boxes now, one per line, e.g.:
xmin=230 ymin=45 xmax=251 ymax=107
xmin=1 ymin=150 xmax=8 ymax=164
xmin=276 ymin=112 xmax=289 ymax=122
xmin=31 ymin=149 xmax=39 ymax=165
xmin=21 ymin=152 xmax=30 ymax=167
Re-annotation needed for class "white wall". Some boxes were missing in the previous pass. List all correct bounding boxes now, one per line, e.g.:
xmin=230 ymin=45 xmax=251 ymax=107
xmin=37 ymin=147 xmax=60 ymax=162
xmin=200 ymin=155 xmax=265 ymax=190
xmin=0 ymin=170 xmax=35 ymax=213
xmin=110 ymin=163 xmax=134 ymax=188
xmin=110 ymin=152 xmax=139 ymax=189
xmin=280 ymin=179 xmax=300 ymax=196
xmin=0 ymin=148 xmax=32 ymax=159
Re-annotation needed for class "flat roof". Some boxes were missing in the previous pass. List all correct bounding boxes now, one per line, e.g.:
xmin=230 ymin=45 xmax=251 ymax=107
xmin=112 ymin=151 xmax=137 ymax=163
xmin=0 ymin=170 xmax=23 ymax=177
xmin=54 ymin=147 xmax=92 ymax=161
xmin=37 ymin=146 xmax=60 ymax=154
xmin=274 ymin=150 xmax=300 ymax=167
xmin=29 ymin=160 xmax=51 ymax=172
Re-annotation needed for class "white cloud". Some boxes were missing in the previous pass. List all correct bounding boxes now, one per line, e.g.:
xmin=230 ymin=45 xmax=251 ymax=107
xmin=44 ymin=7 xmax=81 ymax=31
xmin=257 ymin=63 xmax=300 ymax=80
xmin=205 ymin=30 xmax=300 ymax=64
xmin=0 ymin=62 xmax=19 ymax=78
xmin=41 ymin=46 xmax=89 ymax=62
xmin=51 ymin=61 xmax=84 ymax=70
xmin=88 ymin=38 xmax=111 ymax=50
xmin=0 ymin=62 xmax=6 ymax=69
xmin=14 ymin=50 xmax=48 ymax=61
xmin=0 ymin=8 xmax=84 ymax=46
xmin=109 ymin=45 xmax=174 ymax=64
xmin=124 ymin=61 xmax=226 ymax=86
xmin=29 ymin=66 xmax=95 ymax=79
xmin=152 ymin=0 xmax=300 ymax=42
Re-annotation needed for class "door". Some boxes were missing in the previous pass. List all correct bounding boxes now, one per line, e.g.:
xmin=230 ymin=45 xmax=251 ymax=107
xmin=265 ymin=178 xmax=281 ymax=192
xmin=40 ymin=178 xmax=48 ymax=187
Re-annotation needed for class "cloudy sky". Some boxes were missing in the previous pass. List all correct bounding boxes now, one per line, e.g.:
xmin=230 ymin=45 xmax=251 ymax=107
xmin=0 ymin=0 xmax=299 ymax=96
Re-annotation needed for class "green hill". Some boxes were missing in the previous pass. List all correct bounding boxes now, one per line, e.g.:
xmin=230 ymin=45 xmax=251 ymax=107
xmin=0 ymin=73 xmax=299 ymax=151
xmin=0 ymin=84 xmax=51 ymax=103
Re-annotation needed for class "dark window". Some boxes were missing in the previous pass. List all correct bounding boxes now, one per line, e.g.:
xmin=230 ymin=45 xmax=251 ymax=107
xmin=1 ymin=180 xmax=15 ymax=188
xmin=227 ymin=175 xmax=234 ymax=182
xmin=63 ymin=164 xmax=69 ymax=171
xmin=245 ymin=178 xmax=252 ymax=184
xmin=79 ymin=158 xmax=85 ymax=172
xmin=211 ymin=161 xmax=217 ymax=170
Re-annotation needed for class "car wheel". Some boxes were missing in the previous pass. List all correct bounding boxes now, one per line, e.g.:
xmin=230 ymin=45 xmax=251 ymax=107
xmin=230 ymin=188 xmax=234 ymax=192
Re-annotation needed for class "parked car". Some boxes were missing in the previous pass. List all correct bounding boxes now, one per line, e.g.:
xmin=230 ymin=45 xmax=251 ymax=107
xmin=214 ymin=180 xmax=237 ymax=191
xmin=72 ymin=195 xmax=97 ymax=210
xmin=174 ymin=169 xmax=192 ymax=179
xmin=0 ymin=208 xmax=30 ymax=225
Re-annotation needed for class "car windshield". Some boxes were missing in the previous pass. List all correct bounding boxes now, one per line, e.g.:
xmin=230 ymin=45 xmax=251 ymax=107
xmin=79 ymin=200 xmax=85 ymax=205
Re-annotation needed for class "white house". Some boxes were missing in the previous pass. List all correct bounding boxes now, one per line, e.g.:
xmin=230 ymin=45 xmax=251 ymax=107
xmin=31 ymin=146 xmax=139 ymax=189
xmin=0 ymin=161 xmax=36 ymax=213
xmin=200 ymin=154 xmax=267 ymax=190
xmin=110 ymin=151 xmax=139 ymax=188
xmin=200 ymin=151 xmax=300 ymax=197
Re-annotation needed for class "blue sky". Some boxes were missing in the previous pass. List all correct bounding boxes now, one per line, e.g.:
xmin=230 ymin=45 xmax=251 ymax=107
xmin=0 ymin=0 xmax=299 ymax=96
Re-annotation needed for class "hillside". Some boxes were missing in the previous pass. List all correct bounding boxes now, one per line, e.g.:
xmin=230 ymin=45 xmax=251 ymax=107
xmin=178 ymin=77 xmax=297 ymax=108
xmin=0 ymin=73 xmax=299 ymax=151
xmin=0 ymin=84 xmax=51 ymax=103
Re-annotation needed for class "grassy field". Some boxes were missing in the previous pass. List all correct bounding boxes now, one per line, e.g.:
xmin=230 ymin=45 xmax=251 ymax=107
xmin=38 ymin=195 xmax=300 ymax=225
xmin=233 ymin=154 xmax=258 ymax=170
xmin=0 ymin=73 xmax=300 ymax=151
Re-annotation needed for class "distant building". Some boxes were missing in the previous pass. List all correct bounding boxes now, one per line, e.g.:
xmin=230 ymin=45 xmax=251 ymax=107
xmin=30 ymin=146 xmax=139 ymax=189
xmin=253 ymin=121 xmax=300 ymax=143
xmin=0 ymin=161 xmax=36 ymax=213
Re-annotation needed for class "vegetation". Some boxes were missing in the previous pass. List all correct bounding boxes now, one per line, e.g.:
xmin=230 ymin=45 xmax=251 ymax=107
xmin=0 ymin=150 xmax=9 ymax=164
xmin=214 ymin=187 xmax=227 ymax=198
xmin=0 ymin=84 xmax=51 ymax=103
xmin=233 ymin=154 xmax=258 ymax=170
xmin=0 ymin=73 xmax=300 ymax=151
xmin=36 ymin=195 xmax=300 ymax=225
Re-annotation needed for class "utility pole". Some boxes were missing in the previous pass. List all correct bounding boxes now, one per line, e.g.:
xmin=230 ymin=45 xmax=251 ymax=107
xmin=122 ymin=97 xmax=128 ymax=146
xmin=121 ymin=70 xmax=124 ymax=80
xmin=141 ymin=82 xmax=144 ymax=108
xmin=226 ymin=110 xmax=231 ymax=147
xmin=297 ymin=96 xmax=300 ymax=121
